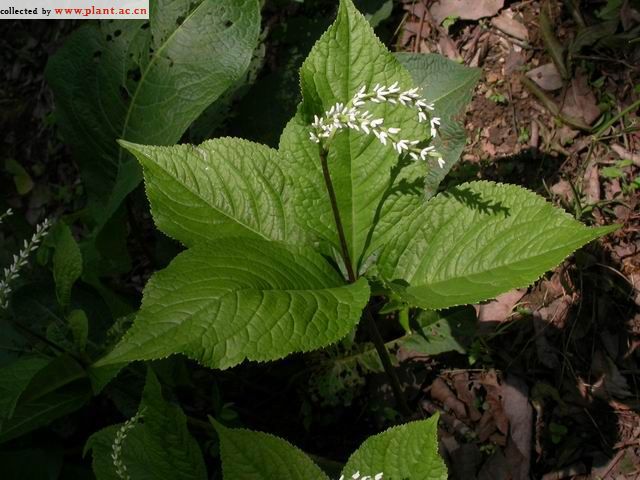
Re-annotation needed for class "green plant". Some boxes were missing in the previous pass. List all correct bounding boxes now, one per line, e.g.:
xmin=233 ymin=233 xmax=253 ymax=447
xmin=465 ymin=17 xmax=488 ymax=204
xmin=489 ymin=90 xmax=508 ymax=104
xmin=1 ymin=0 xmax=619 ymax=477
xmin=89 ymin=0 xmax=614 ymax=474
xmin=95 ymin=0 xmax=612 ymax=375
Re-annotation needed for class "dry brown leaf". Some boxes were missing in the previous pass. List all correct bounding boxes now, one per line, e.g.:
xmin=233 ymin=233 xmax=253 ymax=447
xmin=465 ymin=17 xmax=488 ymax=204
xmin=403 ymin=20 xmax=424 ymax=35
xmin=558 ymin=124 xmax=579 ymax=145
xmin=583 ymin=163 xmax=601 ymax=204
xmin=452 ymin=372 xmax=483 ymax=421
xmin=477 ymin=289 xmax=526 ymax=323
xmin=561 ymin=73 xmax=601 ymax=126
xmin=491 ymin=9 xmax=529 ymax=40
xmin=476 ymin=409 xmax=498 ymax=441
xmin=480 ymin=371 xmax=509 ymax=435
xmin=430 ymin=0 xmax=505 ymax=24
xmin=526 ymin=63 xmax=563 ymax=91
xmin=502 ymin=375 xmax=532 ymax=480
xmin=431 ymin=377 xmax=468 ymax=418
xmin=504 ymin=48 xmax=525 ymax=75
xmin=611 ymin=143 xmax=640 ymax=166
xmin=438 ymin=35 xmax=462 ymax=61
xmin=550 ymin=179 xmax=575 ymax=203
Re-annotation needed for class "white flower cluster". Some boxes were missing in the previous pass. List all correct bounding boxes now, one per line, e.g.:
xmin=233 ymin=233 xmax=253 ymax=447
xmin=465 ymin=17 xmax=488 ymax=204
xmin=111 ymin=409 xmax=145 ymax=480
xmin=0 ymin=216 xmax=52 ymax=310
xmin=309 ymin=83 xmax=444 ymax=168
xmin=338 ymin=471 xmax=383 ymax=480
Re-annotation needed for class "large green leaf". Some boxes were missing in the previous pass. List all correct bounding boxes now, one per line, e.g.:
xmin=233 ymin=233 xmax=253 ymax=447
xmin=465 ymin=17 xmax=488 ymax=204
xmin=341 ymin=415 xmax=446 ymax=480
xmin=280 ymin=0 xmax=428 ymax=271
xmin=395 ymin=53 xmax=481 ymax=198
xmin=52 ymin=224 xmax=83 ymax=308
xmin=213 ymin=421 xmax=329 ymax=480
xmin=378 ymin=181 xmax=616 ymax=310
xmin=95 ymin=239 xmax=369 ymax=369
xmin=0 ymin=356 xmax=50 ymax=429
xmin=46 ymin=0 xmax=260 ymax=230
xmin=85 ymin=369 xmax=206 ymax=480
xmin=121 ymin=138 xmax=304 ymax=247
xmin=0 ymin=355 xmax=91 ymax=443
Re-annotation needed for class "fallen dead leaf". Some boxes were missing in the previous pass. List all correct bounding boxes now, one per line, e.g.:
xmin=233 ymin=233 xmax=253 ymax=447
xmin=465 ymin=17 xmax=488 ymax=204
xmin=429 ymin=0 xmax=505 ymax=24
xmin=480 ymin=370 xmax=509 ymax=435
xmin=550 ymin=179 xmax=575 ymax=203
xmin=491 ymin=9 xmax=529 ymax=41
xmin=477 ymin=289 xmax=527 ymax=324
xmin=438 ymin=35 xmax=462 ymax=61
xmin=476 ymin=409 xmax=498 ymax=442
xmin=583 ymin=163 xmax=601 ymax=204
xmin=431 ymin=377 xmax=468 ymax=418
xmin=561 ymin=72 xmax=601 ymax=126
xmin=502 ymin=375 xmax=532 ymax=480
xmin=611 ymin=143 xmax=640 ymax=166
xmin=526 ymin=63 xmax=563 ymax=91
xmin=504 ymin=48 xmax=525 ymax=75
xmin=452 ymin=372 xmax=483 ymax=421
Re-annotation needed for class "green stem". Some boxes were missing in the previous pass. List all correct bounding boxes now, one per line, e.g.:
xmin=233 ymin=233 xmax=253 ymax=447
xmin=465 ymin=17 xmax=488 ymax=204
xmin=364 ymin=307 xmax=411 ymax=417
xmin=319 ymin=148 xmax=356 ymax=283
xmin=593 ymin=98 xmax=640 ymax=140
xmin=318 ymin=147 xmax=410 ymax=417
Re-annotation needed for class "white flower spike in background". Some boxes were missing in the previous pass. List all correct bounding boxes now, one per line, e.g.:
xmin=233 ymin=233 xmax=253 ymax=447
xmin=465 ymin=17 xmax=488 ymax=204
xmin=309 ymin=83 xmax=445 ymax=168
xmin=0 ymin=215 xmax=52 ymax=310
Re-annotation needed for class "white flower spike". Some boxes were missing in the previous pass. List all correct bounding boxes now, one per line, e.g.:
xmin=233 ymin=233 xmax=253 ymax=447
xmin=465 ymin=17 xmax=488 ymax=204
xmin=308 ymin=83 xmax=444 ymax=168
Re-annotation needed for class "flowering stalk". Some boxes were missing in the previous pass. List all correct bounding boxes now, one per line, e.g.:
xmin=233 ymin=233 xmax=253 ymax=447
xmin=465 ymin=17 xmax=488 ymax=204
xmin=0 ymin=217 xmax=52 ymax=310
xmin=0 ymin=208 xmax=13 ymax=225
xmin=112 ymin=409 xmax=145 ymax=480
xmin=309 ymin=82 xmax=445 ymax=168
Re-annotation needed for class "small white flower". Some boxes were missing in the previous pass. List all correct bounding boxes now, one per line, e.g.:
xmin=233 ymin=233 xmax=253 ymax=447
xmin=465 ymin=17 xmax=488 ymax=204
xmin=387 ymin=81 xmax=400 ymax=93
xmin=430 ymin=116 xmax=441 ymax=137
xmin=437 ymin=157 xmax=446 ymax=168
xmin=420 ymin=145 xmax=435 ymax=160
xmin=395 ymin=140 xmax=409 ymax=153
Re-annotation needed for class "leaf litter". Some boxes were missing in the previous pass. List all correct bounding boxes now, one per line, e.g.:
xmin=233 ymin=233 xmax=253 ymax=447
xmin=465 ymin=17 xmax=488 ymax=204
xmin=397 ymin=0 xmax=640 ymax=477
